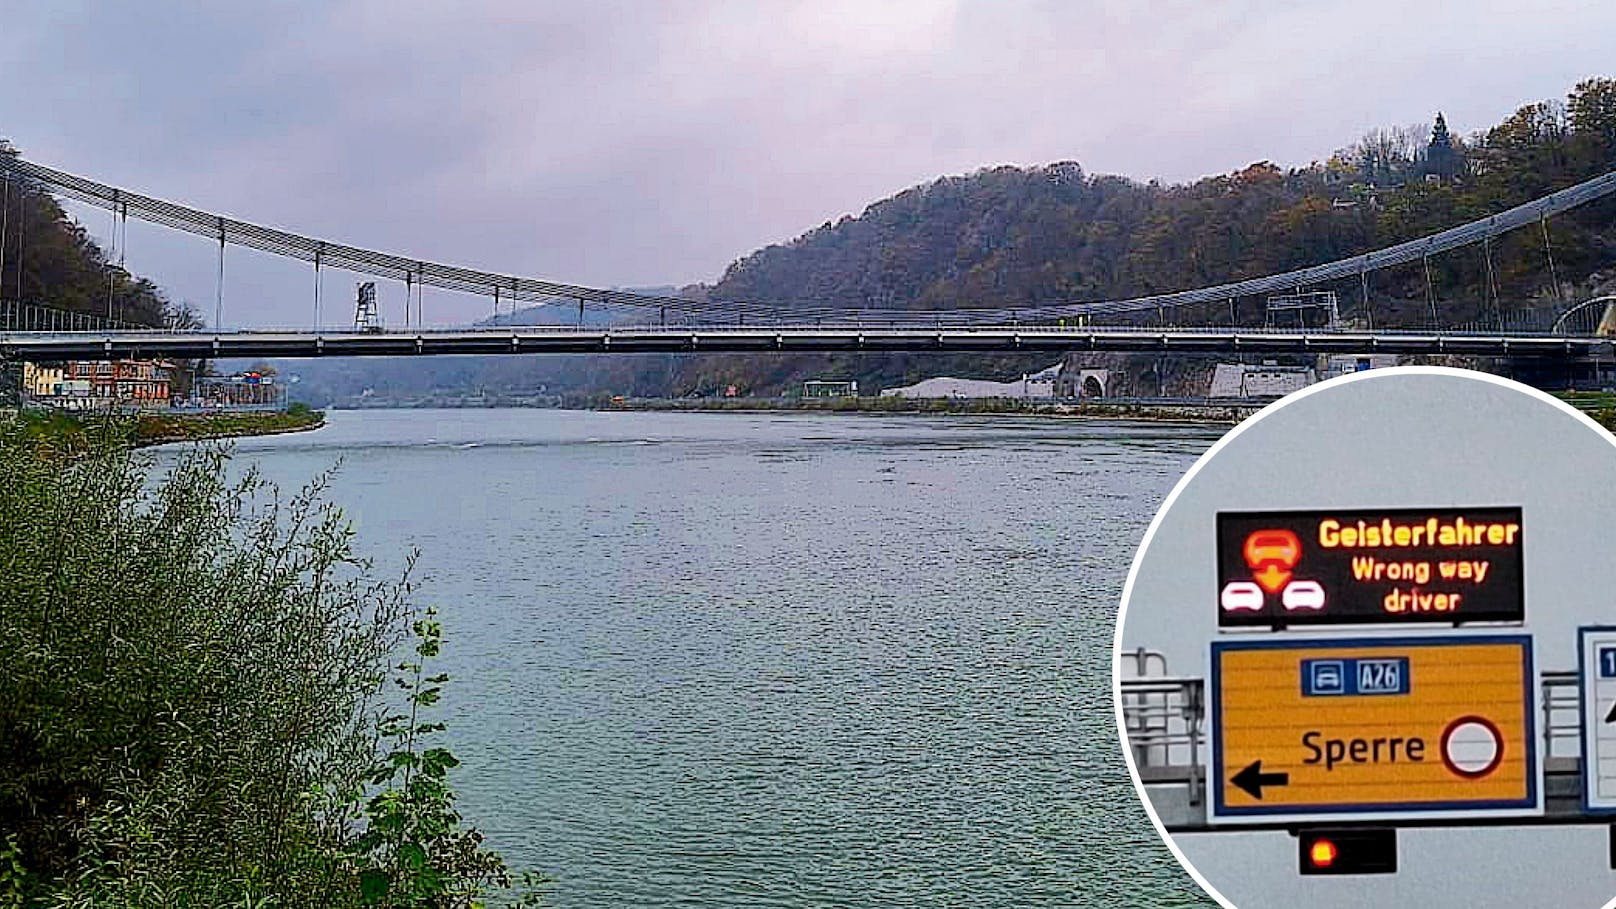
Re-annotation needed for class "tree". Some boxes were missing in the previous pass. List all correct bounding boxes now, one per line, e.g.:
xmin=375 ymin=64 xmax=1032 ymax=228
xmin=1342 ymin=125 xmax=1425 ymax=186
xmin=1568 ymin=77 xmax=1616 ymax=154
xmin=1425 ymin=112 xmax=1461 ymax=180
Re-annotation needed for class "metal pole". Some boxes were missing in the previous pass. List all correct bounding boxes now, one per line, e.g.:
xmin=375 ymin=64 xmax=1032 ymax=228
xmin=117 ymin=204 xmax=128 ymax=323
xmin=404 ymin=273 xmax=412 ymax=329
xmin=0 ymin=172 xmax=9 ymax=299
xmin=494 ymin=286 xmax=500 ymax=323
xmin=14 ymin=183 xmax=24 ymax=302
xmin=1360 ymin=266 xmax=1372 ymax=330
xmin=313 ymin=245 xmax=323 ymax=329
xmin=1483 ymin=235 xmax=1502 ymax=332
xmin=1540 ymin=214 xmax=1563 ymax=306
xmin=106 ymin=193 xmax=118 ymax=320
xmin=216 ymin=219 xmax=226 ymax=330
xmin=1422 ymin=254 xmax=1439 ymax=329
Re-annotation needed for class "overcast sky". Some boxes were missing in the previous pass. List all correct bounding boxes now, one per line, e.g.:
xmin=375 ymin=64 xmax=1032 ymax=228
xmin=4 ymin=1 xmax=1615 ymax=328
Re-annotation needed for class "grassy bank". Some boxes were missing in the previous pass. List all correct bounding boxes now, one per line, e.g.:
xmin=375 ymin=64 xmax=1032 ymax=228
xmin=131 ymin=405 xmax=326 ymax=447
xmin=10 ymin=404 xmax=325 ymax=453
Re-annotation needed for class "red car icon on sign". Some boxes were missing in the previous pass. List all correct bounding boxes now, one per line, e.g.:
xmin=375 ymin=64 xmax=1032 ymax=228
xmin=1243 ymin=528 xmax=1301 ymax=594
xmin=1243 ymin=529 xmax=1301 ymax=571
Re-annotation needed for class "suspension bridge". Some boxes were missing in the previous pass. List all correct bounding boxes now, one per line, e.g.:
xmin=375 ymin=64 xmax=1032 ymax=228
xmin=2 ymin=156 xmax=1615 ymax=365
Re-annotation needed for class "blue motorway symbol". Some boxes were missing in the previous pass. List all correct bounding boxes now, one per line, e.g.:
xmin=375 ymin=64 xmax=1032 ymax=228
xmin=1600 ymin=646 xmax=1616 ymax=680
xmin=1307 ymin=660 xmax=1345 ymax=694
xmin=1302 ymin=656 xmax=1411 ymax=697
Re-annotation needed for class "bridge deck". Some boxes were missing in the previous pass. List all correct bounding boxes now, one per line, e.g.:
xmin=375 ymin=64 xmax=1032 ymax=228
xmin=1 ymin=327 xmax=1607 ymax=361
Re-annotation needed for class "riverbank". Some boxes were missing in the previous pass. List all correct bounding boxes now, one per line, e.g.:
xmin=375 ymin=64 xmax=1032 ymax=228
xmin=130 ymin=407 xmax=327 ymax=447
xmin=600 ymin=395 xmax=1259 ymax=424
xmin=9 ymin=406 xmax=326 ymax=450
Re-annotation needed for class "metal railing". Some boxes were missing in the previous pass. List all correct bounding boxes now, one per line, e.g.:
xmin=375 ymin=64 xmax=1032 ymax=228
xmin=0 ymin=300 xmax=150 ymax=333
xmin=1542 ymin=671 xmax=1583 ymax=762
xmin=1119 ymin=647 xmax=1206 ymax=806
xmin=1120 ymin=665 xmax=1588 ymax=808
xmin=1 ymin=319 xmax=1608 ymax=338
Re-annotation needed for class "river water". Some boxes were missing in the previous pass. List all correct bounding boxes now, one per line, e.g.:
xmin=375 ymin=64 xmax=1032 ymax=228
xmin=216 ymin=408 xmax=1221 ymax=907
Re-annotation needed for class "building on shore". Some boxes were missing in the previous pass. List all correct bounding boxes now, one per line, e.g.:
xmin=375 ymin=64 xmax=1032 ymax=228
xmin=1208 ymin=363 xmax=1315 ymax=399
xmin=803 ymin=380 xmax=859 ymax=398
xmin=22 ymin=359 xmax=174 ymax=410
xmin=1319 ymin=354 xmax=1400 ymax=381
xmin=185 ymin=371 xmax=288 ymax=411
xmin=22 ymin=363 xmax=66 ymax=399
xmin=1208 ymin=355 xmax=1401 ymax=399
xmin=19 ymin=362 xmax=293 ymax=413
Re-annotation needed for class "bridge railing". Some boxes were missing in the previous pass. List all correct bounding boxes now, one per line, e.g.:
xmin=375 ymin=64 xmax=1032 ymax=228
xmin=0 ymin=321 xmax=1604 ymax=338
xmin=0 ymin=301 xmax=151 ymax=333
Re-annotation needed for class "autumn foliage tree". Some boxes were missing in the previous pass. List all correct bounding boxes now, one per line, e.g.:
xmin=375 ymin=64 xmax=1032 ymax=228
xmin=1 ymin=141 xmax=196 ymax=328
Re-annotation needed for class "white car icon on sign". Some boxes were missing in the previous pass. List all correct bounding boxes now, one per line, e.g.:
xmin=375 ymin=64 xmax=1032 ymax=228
xmin=1220 ymin=581 xmax=1265 ymax=612
xmin=1281 ymin=580 xmax=1327 ymax=611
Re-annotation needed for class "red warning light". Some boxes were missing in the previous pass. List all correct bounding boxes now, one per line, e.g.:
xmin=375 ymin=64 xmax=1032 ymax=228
xmin=1297 ymin=828 xmax=1397 ymax=875
xmin=1243 ymin=529 xmax=1301 ymax=594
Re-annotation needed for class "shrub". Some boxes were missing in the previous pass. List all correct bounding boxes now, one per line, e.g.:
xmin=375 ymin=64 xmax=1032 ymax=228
xmin=0 ymin=419 xmax=537 ymax=907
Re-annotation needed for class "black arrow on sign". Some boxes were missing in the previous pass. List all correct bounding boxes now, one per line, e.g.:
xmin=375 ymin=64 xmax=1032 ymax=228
xmin=1231 ymin=760 xmax=1290 ymax=800
xmin=1605 ymin=701 xmax=1616 ymax=724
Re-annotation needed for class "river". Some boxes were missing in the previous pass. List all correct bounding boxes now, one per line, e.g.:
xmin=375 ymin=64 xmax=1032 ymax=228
xmin=215 ymin=408 xmax=1222 ymax=907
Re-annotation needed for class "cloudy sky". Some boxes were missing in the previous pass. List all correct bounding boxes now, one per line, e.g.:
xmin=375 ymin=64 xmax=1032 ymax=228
xmin=3 ymin=1 xmax=1614 ymax=328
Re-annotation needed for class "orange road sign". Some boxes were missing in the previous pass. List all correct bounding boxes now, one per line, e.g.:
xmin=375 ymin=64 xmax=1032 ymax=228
xmin=1211 ymin=635 xmax=1539 ymax=824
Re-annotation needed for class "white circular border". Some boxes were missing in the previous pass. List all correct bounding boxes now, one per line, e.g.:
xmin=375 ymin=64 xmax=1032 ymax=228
xmin=1107 ymin=364 xmax=1616 ymax=909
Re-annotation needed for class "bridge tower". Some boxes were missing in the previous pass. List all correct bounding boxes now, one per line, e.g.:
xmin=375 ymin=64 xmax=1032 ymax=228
xmin=354 ymin=281 xmax=380 ymax=331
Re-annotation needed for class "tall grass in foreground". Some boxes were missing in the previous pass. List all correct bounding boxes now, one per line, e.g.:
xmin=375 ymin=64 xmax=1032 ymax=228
xmin=0 ymin=419 xmax=544 ymax=907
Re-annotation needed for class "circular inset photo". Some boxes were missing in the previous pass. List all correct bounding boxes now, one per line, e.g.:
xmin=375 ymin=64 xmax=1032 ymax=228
xmin=1112 ymin=366 xmax=1616 ymax=908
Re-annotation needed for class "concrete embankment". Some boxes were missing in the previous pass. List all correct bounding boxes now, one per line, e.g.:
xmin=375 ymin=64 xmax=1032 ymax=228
xmin=600 ymin=396 xmax=1263 ymax=423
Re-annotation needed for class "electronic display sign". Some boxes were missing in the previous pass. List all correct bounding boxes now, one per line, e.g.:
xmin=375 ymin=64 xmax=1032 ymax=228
xmin=1217 ymin=507 xmax=1524 ymax=628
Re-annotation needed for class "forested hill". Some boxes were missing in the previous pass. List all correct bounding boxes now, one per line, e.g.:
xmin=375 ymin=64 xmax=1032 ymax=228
xmin=281 ymin=77 xmax=1616 ymax=407
xmin=0 ymin=143 xmax=193 ymax=329
xmin=709 ymin=77 xmax=1616 ymax=327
